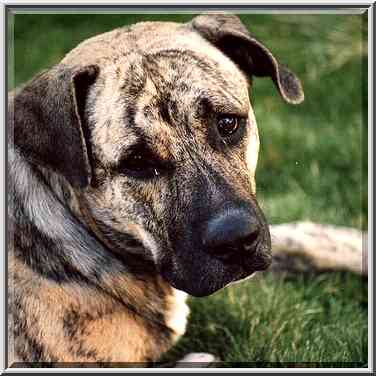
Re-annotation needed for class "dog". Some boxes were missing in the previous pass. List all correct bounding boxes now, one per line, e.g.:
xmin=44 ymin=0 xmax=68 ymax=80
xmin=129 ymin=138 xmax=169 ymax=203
xmin=8 ymin=14 xmax=304 ymax=366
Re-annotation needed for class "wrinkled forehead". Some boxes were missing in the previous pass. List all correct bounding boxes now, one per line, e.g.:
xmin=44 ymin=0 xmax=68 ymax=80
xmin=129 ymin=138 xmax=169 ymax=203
xmin=141 ymin=49 xmax=250 ymax=111
xmin=118 ymin=45 xmax=250 ymax=108
xmin=92 ymin=49 xmax=251 ymax=164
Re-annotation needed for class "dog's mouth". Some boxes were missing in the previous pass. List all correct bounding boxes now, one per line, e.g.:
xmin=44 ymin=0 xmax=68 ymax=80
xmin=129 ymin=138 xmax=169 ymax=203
xmin=210 ymin=246 xmax=271 ymax=270
xmin=205 ymin=231 xmax=264 ymax=265
xmin=159 ymin=235 xmax=272 ymax=297
xmin=209 ymin=247 xmax=272 ymax=281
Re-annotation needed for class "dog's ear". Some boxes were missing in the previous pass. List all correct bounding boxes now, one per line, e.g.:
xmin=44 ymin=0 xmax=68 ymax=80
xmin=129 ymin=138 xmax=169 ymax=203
xmin=10 ymin=64 xmax=99 ymax=188
xmin=191 ymin=14 xmax=304 ymax=104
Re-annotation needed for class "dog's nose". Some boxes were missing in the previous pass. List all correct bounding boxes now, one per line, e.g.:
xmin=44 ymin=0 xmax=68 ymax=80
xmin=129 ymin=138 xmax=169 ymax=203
xmin=202 ymin=208 xmax=261 ymax=257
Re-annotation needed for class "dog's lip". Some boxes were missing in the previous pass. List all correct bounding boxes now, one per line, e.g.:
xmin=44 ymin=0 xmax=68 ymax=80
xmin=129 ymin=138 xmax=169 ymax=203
xmin=205 ymin=241 xmax=272 ymax=270
xmin=225 ymin=252 xmax=271 ymax=270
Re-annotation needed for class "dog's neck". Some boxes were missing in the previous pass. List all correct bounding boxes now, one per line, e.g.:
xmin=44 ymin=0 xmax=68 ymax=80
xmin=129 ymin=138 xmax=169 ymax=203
xmin=9 ymin=146 xmax=172 ymax=322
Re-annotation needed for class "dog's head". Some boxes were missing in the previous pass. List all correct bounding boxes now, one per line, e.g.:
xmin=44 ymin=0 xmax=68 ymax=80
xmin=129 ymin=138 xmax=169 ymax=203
xmin=11 ymin=15 xmax=303 ymax=297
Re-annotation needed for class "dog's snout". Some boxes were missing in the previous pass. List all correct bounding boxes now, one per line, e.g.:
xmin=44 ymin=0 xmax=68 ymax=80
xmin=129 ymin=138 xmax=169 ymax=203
xmin=202 ymin=208 xmax=261 ymax=256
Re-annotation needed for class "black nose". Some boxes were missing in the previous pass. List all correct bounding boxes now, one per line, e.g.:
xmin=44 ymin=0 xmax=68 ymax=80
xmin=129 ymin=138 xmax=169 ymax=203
xmin=202 ymin=207 xmax=261 ymax=257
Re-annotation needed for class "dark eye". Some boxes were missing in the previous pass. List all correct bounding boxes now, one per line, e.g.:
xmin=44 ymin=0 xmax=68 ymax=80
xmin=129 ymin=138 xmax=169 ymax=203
xmin=118 ymin=148 xmax=171 ymax=179
xmin=217 ymin=115 xmax=240 ymax=138
xmin=125 ymin=153 xmax=150 ymax=173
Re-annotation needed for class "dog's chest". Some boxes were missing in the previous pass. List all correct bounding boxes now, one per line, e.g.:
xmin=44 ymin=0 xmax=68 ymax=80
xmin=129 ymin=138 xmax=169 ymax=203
xmin=165 ymin=288 xmax=190 ymax=341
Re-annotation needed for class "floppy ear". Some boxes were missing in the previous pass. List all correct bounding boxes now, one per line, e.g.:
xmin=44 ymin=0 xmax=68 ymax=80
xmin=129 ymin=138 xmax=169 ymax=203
xmin=191 ymin=14 xmax=304 ymax=104
xmin=10 ymin=64 xmax=99 ymax=188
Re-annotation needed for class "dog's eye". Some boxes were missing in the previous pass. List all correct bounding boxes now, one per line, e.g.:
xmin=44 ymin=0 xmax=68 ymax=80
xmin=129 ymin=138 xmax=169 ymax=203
xmin=126 ymin=154 xmax=149 ymax=172
xmin=217 ymin=115 xmax=240 ymax=138
xmin=118 ymin=149 xmax=169 ymax=179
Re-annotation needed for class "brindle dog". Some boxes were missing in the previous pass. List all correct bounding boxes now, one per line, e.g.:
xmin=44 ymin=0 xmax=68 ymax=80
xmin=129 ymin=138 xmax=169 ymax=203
xmin=8 ymin=14 xmax=304 ymax=366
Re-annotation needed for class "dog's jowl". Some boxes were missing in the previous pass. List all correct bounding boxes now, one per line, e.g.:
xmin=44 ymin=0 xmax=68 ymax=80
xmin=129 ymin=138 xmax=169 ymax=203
xmin=8 ymin=14 xmax=304 ymax=365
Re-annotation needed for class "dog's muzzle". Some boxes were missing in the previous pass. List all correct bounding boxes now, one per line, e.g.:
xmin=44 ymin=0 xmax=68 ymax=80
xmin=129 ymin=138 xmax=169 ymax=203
xmin=160 ymin=201 xmax=271 ymax=297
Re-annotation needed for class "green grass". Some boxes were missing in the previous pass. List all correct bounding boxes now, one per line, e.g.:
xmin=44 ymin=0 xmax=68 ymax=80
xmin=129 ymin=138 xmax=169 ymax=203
xmin=163 ymin=272 xmax=367 ymax=366
xmin=10 ymin=12 xmax=368 ymax=366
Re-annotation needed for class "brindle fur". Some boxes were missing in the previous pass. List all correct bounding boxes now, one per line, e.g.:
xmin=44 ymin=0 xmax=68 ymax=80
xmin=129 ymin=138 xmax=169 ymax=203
xmin=8 ymin=14 xmax=303 ymax=366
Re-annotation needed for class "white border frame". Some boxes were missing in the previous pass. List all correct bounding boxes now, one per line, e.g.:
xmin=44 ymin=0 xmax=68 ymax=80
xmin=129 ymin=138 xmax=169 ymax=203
xmin=1 ymin=0 xmax=373 ymax=373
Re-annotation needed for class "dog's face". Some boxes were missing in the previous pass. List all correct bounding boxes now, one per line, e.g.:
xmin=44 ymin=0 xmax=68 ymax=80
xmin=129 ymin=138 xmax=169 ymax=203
xmin=83 ymin=50 xmax=270 ymax=297
xmin=12 ymin=15 xmax=303 ymax=297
